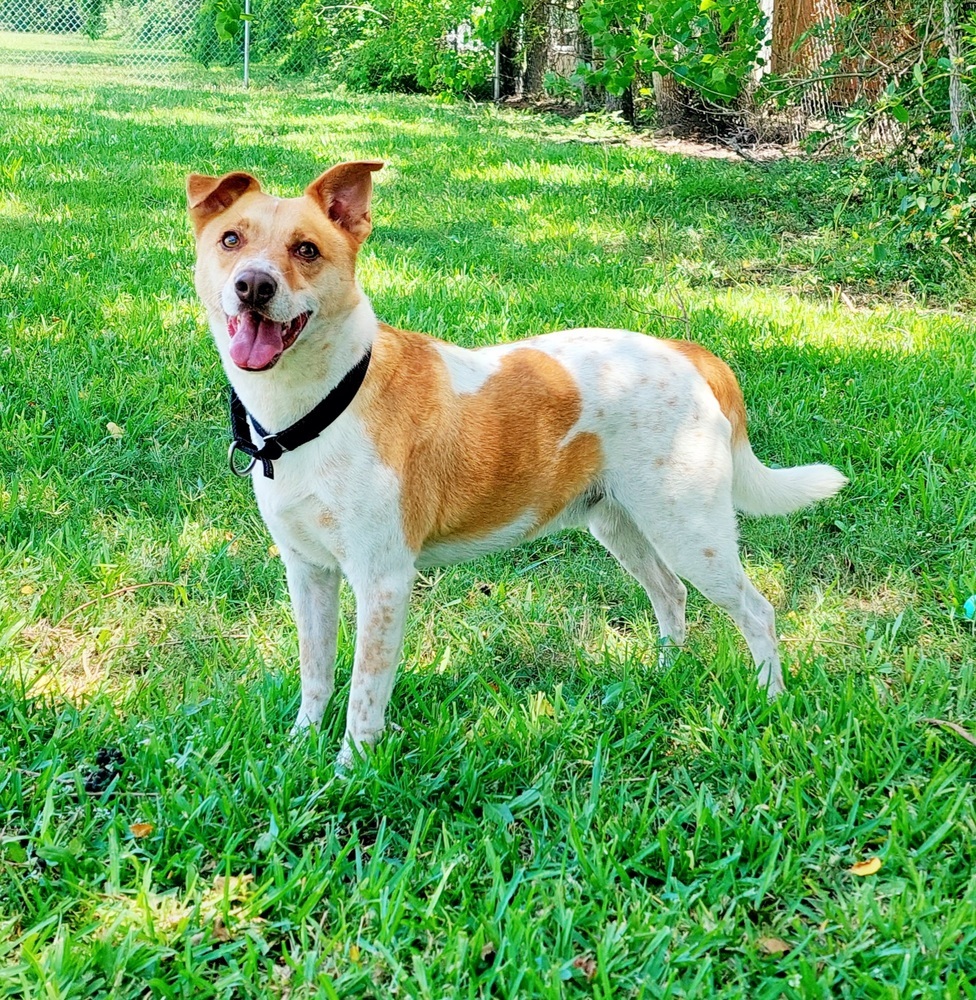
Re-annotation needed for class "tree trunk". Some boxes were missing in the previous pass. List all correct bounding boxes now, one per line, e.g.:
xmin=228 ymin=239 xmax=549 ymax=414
xmin=653 ymin=71 xmax=684 ymax=126
xmin=523 ymin=0 xmax=549 ymax=97
xmin=498 ymin=28 xmax=522 ymax=99
xmin=621 ymin=84 xmax=635 ymax=125
xmin=576 ymin=16 xmax=595 ymax=107
xmin=943 ymin=0 xmax=969 ymax=141
xmin=771 ymin=0 xmax=838 ymax=117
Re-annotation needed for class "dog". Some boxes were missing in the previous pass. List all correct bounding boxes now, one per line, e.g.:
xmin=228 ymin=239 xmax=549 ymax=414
xmin=187 ymin=161 xmax=847 ymax=767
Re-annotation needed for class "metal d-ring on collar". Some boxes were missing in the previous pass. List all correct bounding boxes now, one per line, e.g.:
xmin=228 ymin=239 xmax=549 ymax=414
xmin=228 ymin=439 xmax=258 ymax=477
xmin=227 ymin=348 xmax=372 ymax=481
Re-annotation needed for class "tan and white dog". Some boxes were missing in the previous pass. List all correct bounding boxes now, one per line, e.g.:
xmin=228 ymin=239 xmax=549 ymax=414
xmin=187 ymin=161 xmax=846 ymax=767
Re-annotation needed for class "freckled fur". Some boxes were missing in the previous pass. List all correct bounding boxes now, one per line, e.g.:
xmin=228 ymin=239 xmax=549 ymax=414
xmin=186 ymin=161 xmax=848 ymax=768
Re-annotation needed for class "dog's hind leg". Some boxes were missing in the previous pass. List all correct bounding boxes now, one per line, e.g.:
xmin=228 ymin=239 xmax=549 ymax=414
xmin=619 ymin=492 xmax=785 ymax=697
xmin=588 ymin=500 xmax=687 ymax=662
xmin=285 ymin=556 xmax=342 ymax=730
xmin=337 ymin=567 xmax=416 ymax=770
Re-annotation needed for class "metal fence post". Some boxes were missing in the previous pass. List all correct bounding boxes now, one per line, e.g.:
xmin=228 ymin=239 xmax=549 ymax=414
xmin=243 ymin=0 xmax=251 ymax=88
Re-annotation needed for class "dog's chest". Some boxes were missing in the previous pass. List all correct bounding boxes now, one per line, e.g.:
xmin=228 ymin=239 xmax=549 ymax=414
xmin=250 ymin=426 xmax=408 ymax=569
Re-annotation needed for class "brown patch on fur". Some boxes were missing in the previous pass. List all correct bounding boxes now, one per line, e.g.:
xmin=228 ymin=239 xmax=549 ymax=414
xmin=703 ymin=547 xmax=716 ymax=558
xmin=359 ymin=326 xmax=603 ymax=551
xmin=667 ymin=340 xmax=748 ymax=444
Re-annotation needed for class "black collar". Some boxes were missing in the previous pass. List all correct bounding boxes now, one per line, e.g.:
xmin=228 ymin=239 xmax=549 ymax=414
xmin=228 ymin=349 xmax=372 ymax=480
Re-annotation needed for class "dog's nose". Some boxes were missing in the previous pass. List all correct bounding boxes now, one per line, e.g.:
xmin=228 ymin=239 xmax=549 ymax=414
xmin=234 ymin=268 xmax=277 ymax=307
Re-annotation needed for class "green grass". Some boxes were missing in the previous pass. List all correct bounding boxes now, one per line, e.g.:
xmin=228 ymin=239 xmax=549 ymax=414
xmin=1 ymin=65 xmax=975 ymax=999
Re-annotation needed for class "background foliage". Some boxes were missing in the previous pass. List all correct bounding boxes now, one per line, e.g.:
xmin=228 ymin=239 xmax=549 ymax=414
xmin=286 ymin=0 xmax=494 ymax=94
xmin=578 ymin=0 xmax=766 ymax=102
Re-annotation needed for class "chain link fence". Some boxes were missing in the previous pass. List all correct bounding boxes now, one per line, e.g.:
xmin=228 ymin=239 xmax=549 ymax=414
xmin=0 ymin=0 xmax=286 ymax=87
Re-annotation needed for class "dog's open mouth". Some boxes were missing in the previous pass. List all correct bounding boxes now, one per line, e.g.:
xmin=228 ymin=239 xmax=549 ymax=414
xmin=227 ymin=311 xmax=310 ymax=371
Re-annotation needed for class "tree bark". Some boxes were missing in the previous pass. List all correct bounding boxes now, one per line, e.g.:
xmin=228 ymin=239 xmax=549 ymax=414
xmin=498 ymin=27 xmax=522 ymax=99
xmin=771 ymin=0 xmax=838 ymax=116
xmin=576 ymin=15 xmax=595 ymax=106
xmin=653 ymin=71 xmax=684 ymax=126
xmin=943 ymin=0 xmax=969 ymax=141
xmin=523 ymin=0 xmax=549 ymax=97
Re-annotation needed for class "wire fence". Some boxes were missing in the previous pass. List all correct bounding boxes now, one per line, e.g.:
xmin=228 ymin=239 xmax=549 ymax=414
xmin=0 ymin=0 xmax=280 ymax=87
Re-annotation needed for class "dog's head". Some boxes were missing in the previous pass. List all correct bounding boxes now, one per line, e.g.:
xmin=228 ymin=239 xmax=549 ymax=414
xmin=186 ymin=161 xmax=383 ymax=372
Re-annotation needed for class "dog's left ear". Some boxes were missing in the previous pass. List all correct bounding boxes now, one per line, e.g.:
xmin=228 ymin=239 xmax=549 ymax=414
xmin=186 ymin=172 xmax=261 ymax=234
xmin=306 ymin=161 xmax=384 ymax=245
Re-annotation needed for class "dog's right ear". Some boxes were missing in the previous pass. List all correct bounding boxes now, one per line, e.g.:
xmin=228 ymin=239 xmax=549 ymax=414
xmin=186 ymin=172 xmax=261 ymax=233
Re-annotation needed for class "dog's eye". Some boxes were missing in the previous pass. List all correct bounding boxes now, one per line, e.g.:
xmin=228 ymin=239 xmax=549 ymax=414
xmin=220 ymin=231 xmax=241 ymax=249
xmin=295 ymin=241 xmax=319 ymax=260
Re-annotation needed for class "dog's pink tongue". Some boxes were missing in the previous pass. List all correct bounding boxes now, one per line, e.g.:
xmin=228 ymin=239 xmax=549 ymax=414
xmin=228 ymin=313 xmax=285 ymax=370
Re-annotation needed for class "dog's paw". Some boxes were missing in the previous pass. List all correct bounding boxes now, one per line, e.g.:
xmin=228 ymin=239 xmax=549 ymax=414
xmin=291 ymin=703 xmax=327 ymax=733
xmin=334 ymin=739 xmax=357 ymax=775
xmin=289 ymin=717 xmax=315 ymax=738
xmin=761 ymin=672 xmax=787 ymax=700
xmin=655 ymin=637 xmax=682 ymax=671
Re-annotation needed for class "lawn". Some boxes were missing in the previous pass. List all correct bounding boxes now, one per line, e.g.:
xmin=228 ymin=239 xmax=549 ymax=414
xmin=1 ymin=64 xmax=975 ymax=999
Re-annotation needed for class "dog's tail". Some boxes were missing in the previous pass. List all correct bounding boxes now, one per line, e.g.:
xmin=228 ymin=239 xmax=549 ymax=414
xmin=730 ymin=440 xmax=847 ymax=516
xmin=667 ymin=339 xmax=848 ymax=517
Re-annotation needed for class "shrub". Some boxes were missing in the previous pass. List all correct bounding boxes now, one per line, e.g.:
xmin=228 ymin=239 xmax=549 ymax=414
xmin=285 ymin=0 xmax=493 ymax=94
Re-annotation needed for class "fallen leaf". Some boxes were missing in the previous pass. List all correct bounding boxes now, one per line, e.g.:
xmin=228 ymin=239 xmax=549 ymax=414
xmin=106 ymin=422 xmax=124 ymax=439
xmin=98 ymin=871 xmax=263 ymax=947
xmin=20 ymin=584 xmax=35 ymax=596
xmin=919 ymin=717 xmax=976 ymax=748
xmin=571 ymin=955 xmax=597 ymax=980
xmin=268 ymin=544 xmax=280 ymax=558
xmin=757 ymin=936 xmax=792 ymax=955
xmin=480 ymin=941 xmax=496 ymax=962
xmin=129 ymin=822 xmax=154 ymax=838
xmin=849 ymin=857 xmax=882 ymax=876
xmin=349 ymin=944 xmax=361 ymax=963
xmin=212 ymin=873 xmax=254 ymax=899
xmin=529 ymin=691 xmax=555 ymax=719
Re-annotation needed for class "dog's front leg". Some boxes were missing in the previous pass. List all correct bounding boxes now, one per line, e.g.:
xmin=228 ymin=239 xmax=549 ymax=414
xmin=337 ymin=569 xmax=415 ymax=770
xmin=284 ymin=556 xmax=342 ymax=731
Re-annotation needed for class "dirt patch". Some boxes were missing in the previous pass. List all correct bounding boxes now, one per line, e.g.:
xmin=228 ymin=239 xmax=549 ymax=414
xmin=637 ymin=135 xmax=798 ymax=162
xmin=501 ymin=97 xmax=803 ymax=162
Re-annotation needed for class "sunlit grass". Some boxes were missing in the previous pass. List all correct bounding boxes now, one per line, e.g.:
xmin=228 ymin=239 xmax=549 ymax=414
xmin=0 ymin=69 xmax=975 ymax=998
